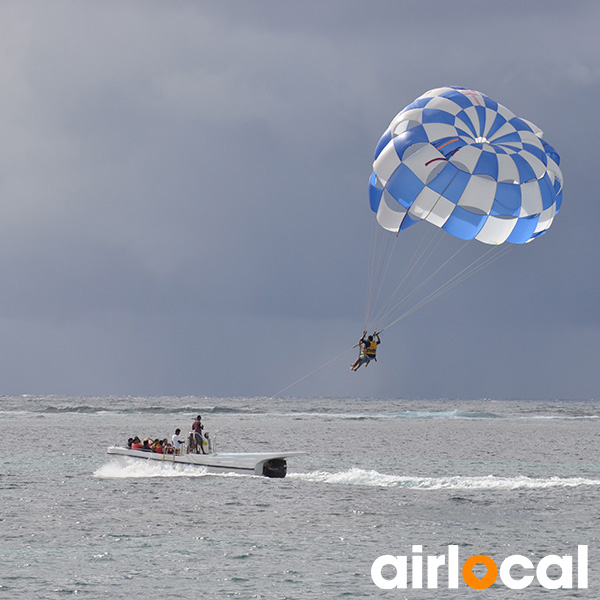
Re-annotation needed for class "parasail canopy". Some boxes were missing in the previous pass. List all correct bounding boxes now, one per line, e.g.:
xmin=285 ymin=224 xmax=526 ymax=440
xmin=368 ymin=87 xmax=563 ymax=245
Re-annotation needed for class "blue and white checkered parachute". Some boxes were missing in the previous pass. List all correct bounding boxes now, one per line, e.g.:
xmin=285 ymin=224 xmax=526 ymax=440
xmin=368 ymin=87 xmax=563 ymax=244
xmin=362 ymin=87 xmax=563 ymax=334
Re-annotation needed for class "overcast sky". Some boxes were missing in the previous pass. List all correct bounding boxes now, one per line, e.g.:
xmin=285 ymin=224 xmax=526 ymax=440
xmin=0 ymin=0 xmax=597 ymax=400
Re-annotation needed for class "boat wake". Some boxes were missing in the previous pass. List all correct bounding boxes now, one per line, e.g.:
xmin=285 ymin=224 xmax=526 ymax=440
xmin=94 ymin=457 xmax=243 ymax=479
xmin=288 ymin=468 xmax=600 ymax=490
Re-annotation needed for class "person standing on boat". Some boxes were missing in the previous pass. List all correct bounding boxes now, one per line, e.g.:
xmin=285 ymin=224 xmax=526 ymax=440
xmin=192 ymin=415 xmax=207 ymax=454
xmin=172 ymin=428 xmax=185 ymax=454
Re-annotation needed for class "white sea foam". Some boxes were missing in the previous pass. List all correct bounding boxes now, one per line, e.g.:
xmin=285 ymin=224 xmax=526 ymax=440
xmin=288 ymin=468 xmax=600 ymax=490
xmin=526 ymin=415 xmax=599 ymax=420
xmin=93 ymin=457 xmax=210 ymax=478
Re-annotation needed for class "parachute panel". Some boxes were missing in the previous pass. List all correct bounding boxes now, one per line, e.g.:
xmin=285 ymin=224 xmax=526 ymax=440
xmin=376 ymin=189 xmax=407 ymax=232
xmin=475 ymin=215 xmax=518 ymax=245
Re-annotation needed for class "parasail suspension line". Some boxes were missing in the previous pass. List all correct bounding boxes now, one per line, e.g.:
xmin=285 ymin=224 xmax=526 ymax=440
xmin=269 ymin=344 xmax=356 ymax=400
xmin=378 ymin=243 xmax=513 ymax=333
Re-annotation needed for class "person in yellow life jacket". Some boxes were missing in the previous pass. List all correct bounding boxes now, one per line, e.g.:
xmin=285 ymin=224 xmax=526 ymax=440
xmin=350 ymin=331 xmax=381 ymax=371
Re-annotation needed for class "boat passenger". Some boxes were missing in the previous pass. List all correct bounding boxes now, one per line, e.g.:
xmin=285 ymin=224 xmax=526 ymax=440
xmin=172 ymin=429 xmax=185 ymax=454
xmin=127 ymin=438 xmax=134 ymax=449
xmin=192 ymin=415 xmax=207 ymax=455
xmin=152 ymin=439 xmax=163 ymax=453
xmin=131 ymin=436 xmax=143 ymax=450
xmin=141 ymin=438 xmax=152 ymax=452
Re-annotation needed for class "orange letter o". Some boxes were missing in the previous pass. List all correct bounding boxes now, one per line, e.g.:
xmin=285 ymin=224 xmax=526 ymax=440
xmin=462 ymin=554 xmax=498 ymax=589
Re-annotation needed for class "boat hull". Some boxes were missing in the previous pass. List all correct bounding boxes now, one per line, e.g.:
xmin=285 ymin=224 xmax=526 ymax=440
xmin=107 ymin=447 xmax=304 ymax=477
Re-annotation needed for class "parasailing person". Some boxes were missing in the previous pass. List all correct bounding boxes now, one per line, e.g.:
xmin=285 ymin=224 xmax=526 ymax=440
xmin=351 ymin=331 xmax=381 ymax=371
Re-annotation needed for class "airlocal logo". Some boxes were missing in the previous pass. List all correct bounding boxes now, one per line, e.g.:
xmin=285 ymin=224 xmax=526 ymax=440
xmin=371 ymin=545 xmax=588 ymax=590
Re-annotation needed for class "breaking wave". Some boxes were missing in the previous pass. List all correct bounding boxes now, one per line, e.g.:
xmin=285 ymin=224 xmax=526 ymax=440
xmin=2 ymin=396 xmax=597 ymax=421
xmin=2 ymin=404 xmax=500 ymax=420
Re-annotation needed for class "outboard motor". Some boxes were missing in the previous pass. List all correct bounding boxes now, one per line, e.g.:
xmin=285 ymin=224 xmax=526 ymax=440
xmin=262 ymin=458 xmax=287 ymax=478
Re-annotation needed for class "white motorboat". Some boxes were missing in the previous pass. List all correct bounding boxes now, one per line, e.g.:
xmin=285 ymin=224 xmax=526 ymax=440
xmin=107 ymin=440 xmax=305 ymax=478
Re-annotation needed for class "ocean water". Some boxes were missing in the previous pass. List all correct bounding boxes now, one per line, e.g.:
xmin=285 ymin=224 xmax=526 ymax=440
xmin=1 ymin=395 xmax=598 ymax=599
